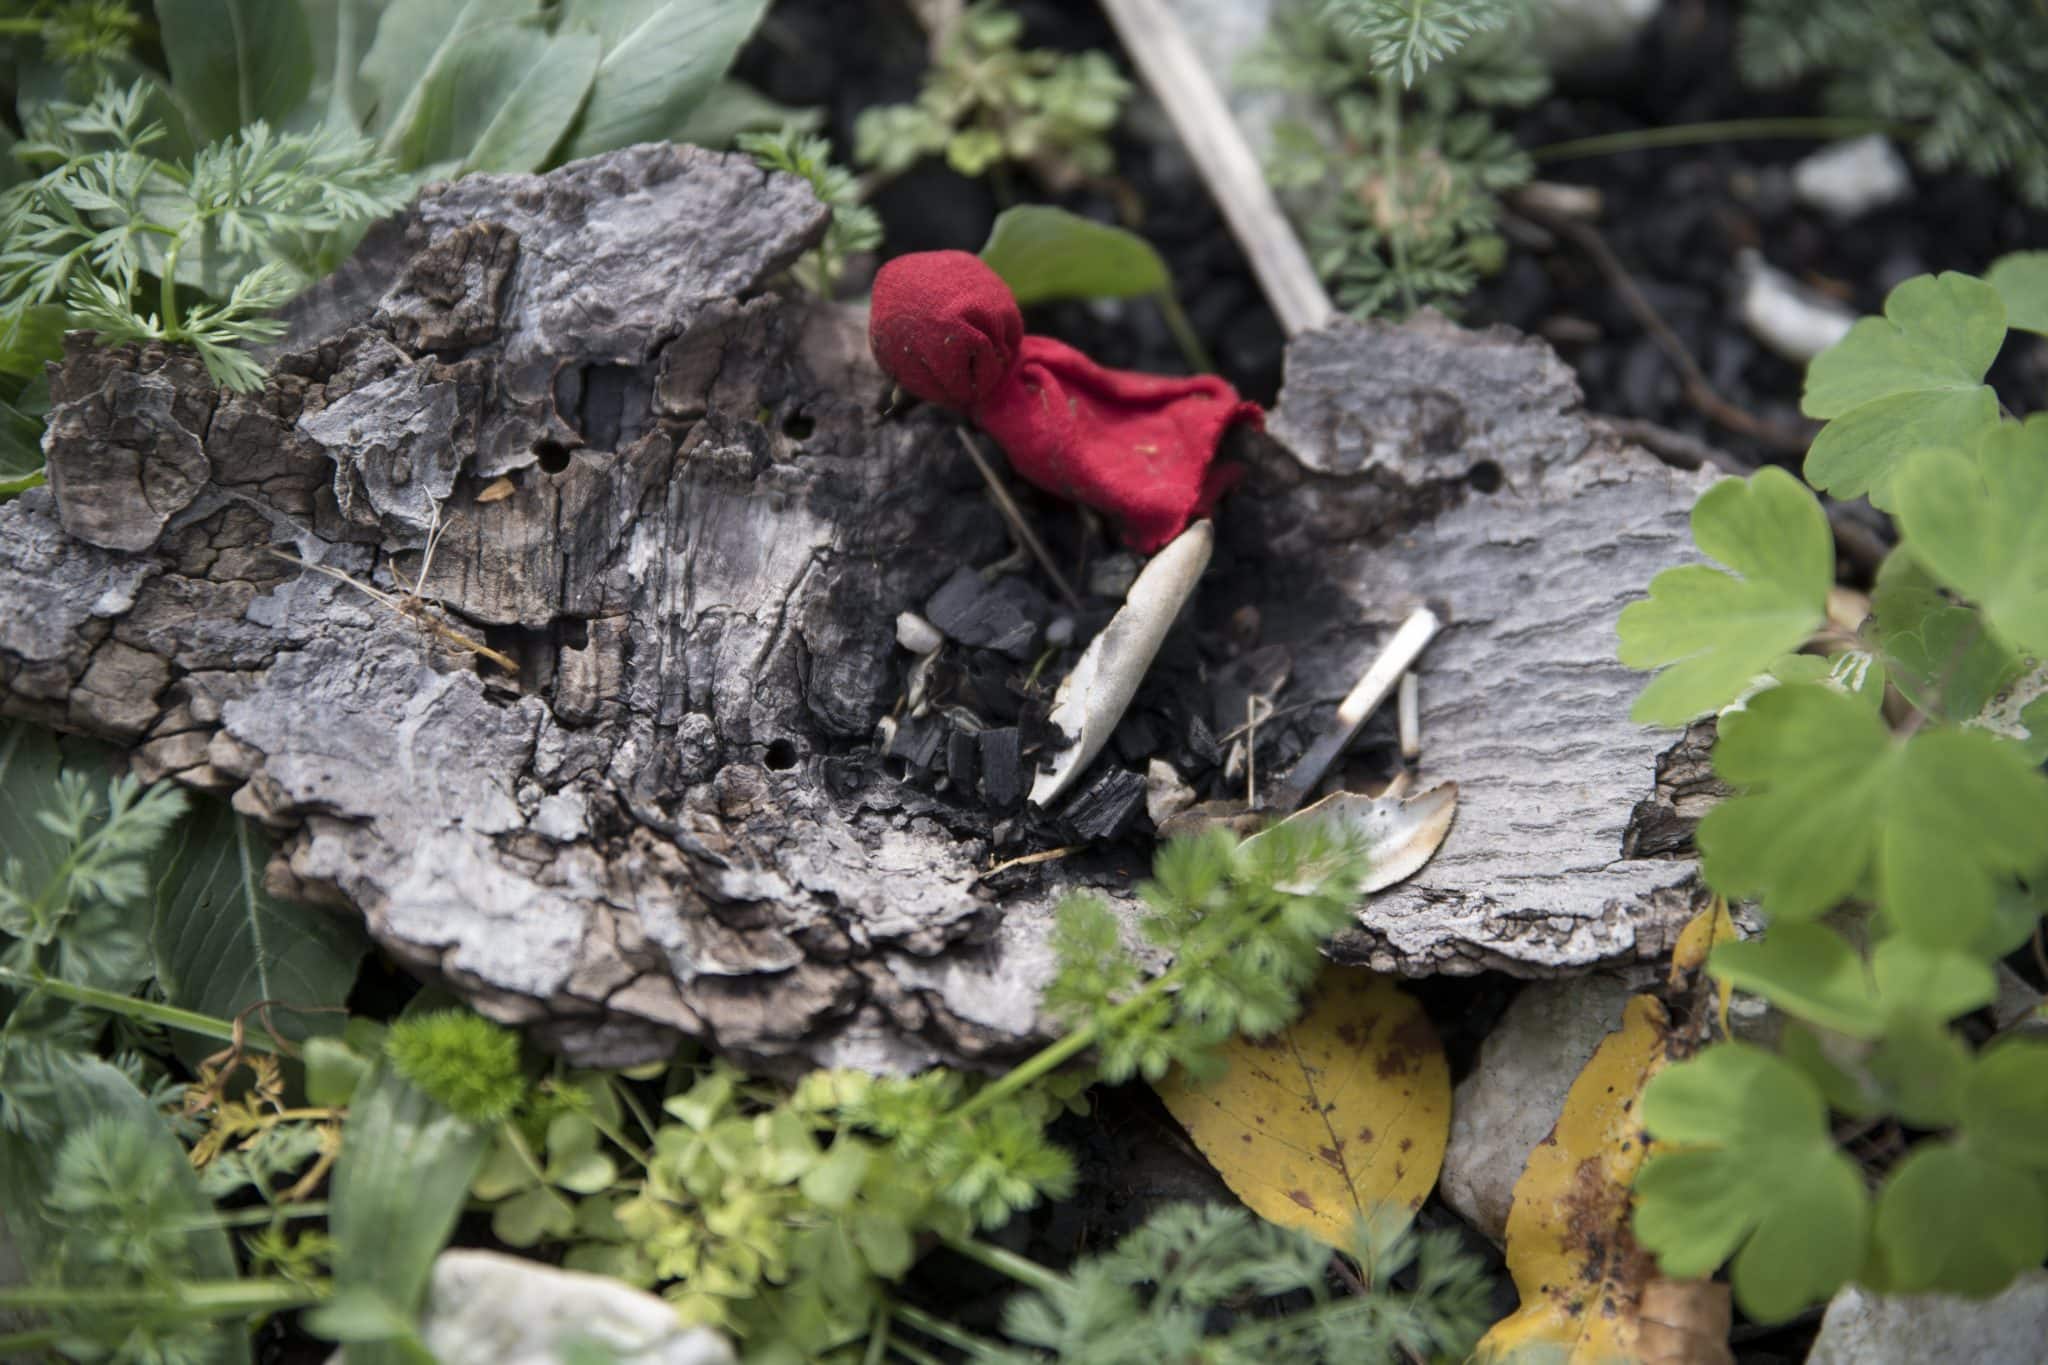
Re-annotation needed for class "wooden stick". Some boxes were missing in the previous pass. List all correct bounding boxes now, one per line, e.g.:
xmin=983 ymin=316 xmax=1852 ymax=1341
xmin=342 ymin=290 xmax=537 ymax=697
xmin=955 ymin=428 xmax=1083 ymax=610
xmin=1097 ymin=0 xmax=1335 ymax=336
xmin=1268 ymin=608 xmax=1440 ymax=813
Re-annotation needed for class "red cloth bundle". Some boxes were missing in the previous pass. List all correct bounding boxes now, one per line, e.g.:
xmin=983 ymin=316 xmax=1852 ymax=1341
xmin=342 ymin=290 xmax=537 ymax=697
xmin=869 ymin=250 xmax=1261 ymax=552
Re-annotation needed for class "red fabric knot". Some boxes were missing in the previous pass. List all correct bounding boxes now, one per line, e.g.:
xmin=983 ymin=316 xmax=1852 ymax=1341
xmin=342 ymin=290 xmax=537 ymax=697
xmin=869 ymin=249 xmax=1262 ymax=553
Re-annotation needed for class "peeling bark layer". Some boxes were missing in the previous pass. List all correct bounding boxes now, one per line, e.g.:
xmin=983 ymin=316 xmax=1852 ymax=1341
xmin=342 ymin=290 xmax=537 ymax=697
xmin=0 ymin=145 xmax=1714 ymax=1071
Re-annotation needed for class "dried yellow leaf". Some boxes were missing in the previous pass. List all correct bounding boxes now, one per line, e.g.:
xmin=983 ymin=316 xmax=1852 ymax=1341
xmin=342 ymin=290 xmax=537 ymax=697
xmin=475 ymin=476 xmax=518 ymax=504
xmin=1477 ymin=994 xmax=1733 ymax=1364
xmin=1152 ymin=969 xmax=1449 ymax=1247
xmin=1667 ymin=895 xmax=1739 ymax=1035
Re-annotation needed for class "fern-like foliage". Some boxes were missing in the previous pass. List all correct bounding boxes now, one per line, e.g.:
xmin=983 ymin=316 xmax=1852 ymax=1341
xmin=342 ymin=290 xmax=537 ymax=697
xmin=1245 ymin=0 xmax=1543 ymax=318
xmin=1740 ymin=0 xmax=2048 ymax=208
xmin=739 ymin=128 xmax=883 ymax=296
xmin=969 ymin=1203 xmax=1492 ymax=1363
xmin=0 ymin=80 xmax=408 ymax=390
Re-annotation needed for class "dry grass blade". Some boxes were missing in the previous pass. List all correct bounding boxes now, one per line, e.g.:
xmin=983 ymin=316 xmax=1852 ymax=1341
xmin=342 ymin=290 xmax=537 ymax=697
xmin=267 ymin=542 xmax=519 ymax=675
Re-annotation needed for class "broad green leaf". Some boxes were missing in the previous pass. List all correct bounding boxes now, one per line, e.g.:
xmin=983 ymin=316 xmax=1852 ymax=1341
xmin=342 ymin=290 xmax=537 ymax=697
xmin=493 ymin=1183 xmax=576 ymax=1245
xmin=1895 ymin=416 xmax=2048 ymax=659
xmin=558 ymin=0 xmax=772 ymax=163
xmin=1865 ymin=1014 xmax=1970 ymax=1128
xmin=672 ymin=79 xmax=823 ymax=149
xmin=1802 ymin=273 xmax=2006 ymax=509
xmin=1707 ymin=923 xmax=1881 ymax=1037
xmin=1961 ymin=1039 xmax=2048 ymax=1171
xmin=1986 ymin=250 xmax=2048 ymax=336
xmin=1618 ymin=468 xmax=1832 ymax=725
xmin=980 ymin=205 xmax=1171 ymax=306
xmin=1868 ymin=935 xmax=1999 ymax=1023
xmin=360 ymin=0 xmax=540 ymax=149
xmin=397 ymin=24 xmax=600 ymax=175
xmin=1699 ymin=683 xmax=2048 ymax=945
xmin=0 ymin=1049 xmax=247 ymax=1362
xmin=0 ymin=398 xmax=44 ymax=498
xmin=1873 ymin=1141 xmax=2048 ymax=1296
xmin=1634 ymin=1043 xmax=1867 ymax=1323
xmin=1870 ymin=550 xmax=2026 ymax=725
xmin=300 ymin=0 xmax=391 ymax=130
xmin=152 ymin=799 xmax=367 ymax=1049
xmin=155 ymin=0 xmax=317 ymax=143
xmin=327 ymin=1064 xmax=491 ymax=1365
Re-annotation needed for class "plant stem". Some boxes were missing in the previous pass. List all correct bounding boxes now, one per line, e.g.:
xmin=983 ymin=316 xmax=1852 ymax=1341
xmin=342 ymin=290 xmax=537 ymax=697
xmin=203 ymin=1200 xmax=330 ymax=1229
xmin=160 ymin=234 xmax=186 ymax=338
xmin=888 ymin=1340 xmax=948 ymax=1365
xmin=1378 ymin=77 xmax=1416 ymax=317
xmin=0 ymin=18 xmax=44 ymax=34
xmin=864 ymin=1301 xmax=893 ymax=1365
xmin=0 ymin=1329 xmax=62 ymax=1353
xmin=0 ymin=1279 xmax=319 ymax=1317
xmin=1530 ymin=117 xmax=1902 ymax=163
xmin=0 ymin=966 xmax=262 ymax=1049
xmin=1154 ymin=291 xmax=1217 ymax=374
xmin=937 ymin=1231 xmax=1065 ymax=1298
xmin=894 ymin=1301 xmax=996 ymax=1356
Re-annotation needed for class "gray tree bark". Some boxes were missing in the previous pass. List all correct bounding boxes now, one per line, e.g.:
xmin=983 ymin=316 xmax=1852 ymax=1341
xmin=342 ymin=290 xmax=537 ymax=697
xmin=0 ymin=144 xmax=1718 ymax=1072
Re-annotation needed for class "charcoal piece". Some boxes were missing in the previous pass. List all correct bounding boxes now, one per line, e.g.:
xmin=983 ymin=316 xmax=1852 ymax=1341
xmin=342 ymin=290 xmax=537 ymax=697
xmin=962 ymin=652 xmax=1023 ymax=721
xmin=1062 ymin=766 xmax=1148 ymax=842
xmin=1112 ymin=710 xmax=1162 ymax=764
xmin=1186 ymin=714 xmax=1223 ymax=769
xmin=946 ymin=728 xmax=980 ymax=792
xmin=926 ymin=567 xmax=1045 ymax=660
xmin=979 ymin=727 xmax=1024 ymax=809
xmin=887 ymin=714 xmax=945 ymax=772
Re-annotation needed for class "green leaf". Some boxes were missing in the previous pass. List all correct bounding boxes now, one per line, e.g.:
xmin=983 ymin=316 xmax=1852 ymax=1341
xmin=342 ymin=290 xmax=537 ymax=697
xmin=0 ymin=398 xmax=44 ymax=497
xmin=300 ymin=0 xmax=391 ymax=130
xmin=1865 ymin=1014 xmax=1970 ymax=1128
xmin=155 ymin=0 xmax=317 ymax=143
xmin=1634 ymin=1043 xmax=1867 ymax=1322
xmin=1802 ymin=273 xmax=2005 ymax=510
xmin=360 ymin=0 xmax=540 ymax=149
xmin=1699 ymin=683 xmax=2048 ymax=945
xmin=1868 ymin=935 xmax=1998 ymax=1023
xmin=1707 ymin=922 xmax=1881 ymax=1037
xmin=327 ymin=1064 xmax=492 ymax=1365
xmin=1961 ymin=1039 xmax=2048 ymax=1171
xmin=304 ymin=1034 xmax=372 ymax=1107
xmin=493 ymin=1183 xmax=577 ymax=1246
xmin=1895 ymin=416 xmax=2048 ymax=659
xmin=557 ymin=0 xmax=771 ymax=162
xmin=672 ymin=79 xmax=823 ymax=149
xmin=980 ymin=205 xmax=1171 ymax=307
xmin=1986 ymin=250 xmax=2048 ymax=336
xmin=152 ymin=799 xmax=367 ymax=1050
xmin=1873 ymin=1140 xmax=2048 ymax=1296
xmin=1618 ymin=468 xmax=1833 ymax=725
xmin=397 ymin=24 xmax=600 ymax=175
xmin=1870 ymin=550 xmax=2026 ymax=725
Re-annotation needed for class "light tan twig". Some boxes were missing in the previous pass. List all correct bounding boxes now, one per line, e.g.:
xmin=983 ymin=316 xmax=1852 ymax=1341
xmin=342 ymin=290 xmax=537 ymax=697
xmin=955 ymin=428 xmax=1083 ymax=610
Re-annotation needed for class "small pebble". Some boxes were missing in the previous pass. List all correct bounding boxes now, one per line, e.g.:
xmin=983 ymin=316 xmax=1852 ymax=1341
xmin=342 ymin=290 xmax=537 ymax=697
xmin=1793 ymin=135 xmax=1912 ymax=220
xmin=1046 ymin=615 xmax=1075 ymax=647
xmin=1145 ymin=758 xmax=1197 ymax=826
xmin=896 ymin=610 xmax=942 ymax=655
xmin=1087 ymin=553 xmax=1140 ymax=600
xmin=1735 ymin=250 xmax=1856 ymax=363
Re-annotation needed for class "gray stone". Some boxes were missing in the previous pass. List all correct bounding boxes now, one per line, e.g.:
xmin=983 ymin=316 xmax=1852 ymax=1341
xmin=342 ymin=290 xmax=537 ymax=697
xmin=1440 ymin=974 xmax=1637 ymax=1242
xmin=1806 ymin=1273 xmax=2048 ymax=1365
xmin=414 ymin=1249 xmax=735 ymax=1365
xmin=1793 ymin=135 xmax=1913 ymax=220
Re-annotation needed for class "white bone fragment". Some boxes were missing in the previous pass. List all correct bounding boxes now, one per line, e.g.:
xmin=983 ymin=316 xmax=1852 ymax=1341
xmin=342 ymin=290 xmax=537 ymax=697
xmin=1268 ymin=607 xmax=1440 ymax=813
xmin=1029 ymin=521 xmax=1214 ymax=808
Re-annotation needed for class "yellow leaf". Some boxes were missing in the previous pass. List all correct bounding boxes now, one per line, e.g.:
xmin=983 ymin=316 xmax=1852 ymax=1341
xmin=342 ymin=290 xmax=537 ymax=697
xmin=1152 ymin=969 xmax=1448 ymax=1247
xmin=1667 ymin=895 xmax=1739 ymax=1035
xmin=1476 ymin=995 xmax=1733 ymax=1365
xmin=475 ymin=476 xmax=517 ymax=503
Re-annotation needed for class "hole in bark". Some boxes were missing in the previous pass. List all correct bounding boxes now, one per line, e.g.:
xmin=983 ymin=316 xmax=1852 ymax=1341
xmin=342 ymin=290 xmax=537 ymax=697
xmin=534 ymin=440 xmax=572 ymax=473
xmin=764 ymin=738 xmax=800 ymax=769
xmin=1466 ymin=460 xmax=1503 ymax=493
xmin=558 ymin=618 xmax=589 ymax=649
xmin=782 ymin=410 xmax=814 ymax=441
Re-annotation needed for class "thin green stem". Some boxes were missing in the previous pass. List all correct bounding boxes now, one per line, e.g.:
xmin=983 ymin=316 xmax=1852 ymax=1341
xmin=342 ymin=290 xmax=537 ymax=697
xmin=889 ymin=1340 xmax=948 ymax=1365
xmin=0 ymin=1279 xmax=320 ymax=1317
xmin=1378 ymin=78 xmax=1416 ymax=317
xmin=937 ymin=1231 xmax=1065 ymax=1298
xmin=609 ymin=1074 xmax=661 ymax=1149
xmin=0 ymin=18 xmax=44 ymax=35
xmin=894 ymin=1301 xmax=996 ymax=1356
xmin=159 ymin=234 xmax=185 ymax=338
xmin=1531 ymin=117 xmax=1903 ymax=163
xmin=0 ymin=1329 xmax=62 ymax=1353
xmin=1154 ymin=291 xmax=1216 ymax=375
xmin=588 ymin=1110 xmax=651 ymax=1169
xmin=199 ymin=1200 xmax=330 ymax=1230
xmin=0 ymin=967 xmax=262 ymax=1049
xmin=863 ymin=1300 xmax=893 ymax=1365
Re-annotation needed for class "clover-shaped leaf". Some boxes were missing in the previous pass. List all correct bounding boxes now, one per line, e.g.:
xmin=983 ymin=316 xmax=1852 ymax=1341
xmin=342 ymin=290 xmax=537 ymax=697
xmin=1634 ymin=1043 xmax=1868 ymax=1323
xmin=1698 ymin=683 xmax=2048 ymax=946
xmin=1802 ymin=273 xmax=2005 ymax=510
xmin=1896 ymin=415 xmax=2048 ymax=660
xmin=1873 ymin=1140 xmax=2048 ymax=1296
xmin=1707 ymin=924 xmax=1995 ymax=1040
xmin=1870 ymin=551 xmax=2027 ymax=724
xmin=1618 ymin=468 xmax=1833 ymax=725
xmin=1987 ymin=250 xmax=2048 ymax=336
xmin=1961 ymin=1039 xmax=2048 ymax=1172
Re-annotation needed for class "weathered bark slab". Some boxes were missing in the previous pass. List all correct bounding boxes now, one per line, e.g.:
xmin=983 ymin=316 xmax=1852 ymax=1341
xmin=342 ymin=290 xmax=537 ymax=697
xmin=0 ymin=144 xmax=1715 ymax=1073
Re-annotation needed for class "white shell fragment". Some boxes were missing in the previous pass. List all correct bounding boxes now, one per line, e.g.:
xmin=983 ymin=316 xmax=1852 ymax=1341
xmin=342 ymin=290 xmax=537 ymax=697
xmin=1269 ymin=607 xmax=1441 ymax=813
xmin=895 ymin=610 xmax=943 ymax=655
xmin=1030 ymin=520 xmax=1214 ymax=808
xmin=1792 ymin=135 xmax=1912 ymax=220
xmin=1397 ymin=671 xmax=1421 ymax=761
xmin=1735 ymin=249 xmax=1856 ymax=363
xmin=1275 ymin=782 xmax=1460 ymax=893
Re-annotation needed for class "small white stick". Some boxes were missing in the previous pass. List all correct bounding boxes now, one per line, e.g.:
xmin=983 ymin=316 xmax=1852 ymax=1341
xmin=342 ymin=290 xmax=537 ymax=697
xmin=1397 ymin=671 xmax=1421 ymax=761
xmin=1096 ymin=0 xmax=1335 ymax=337
xmin=1268 ymin=608 xmax=1440 ymax=813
